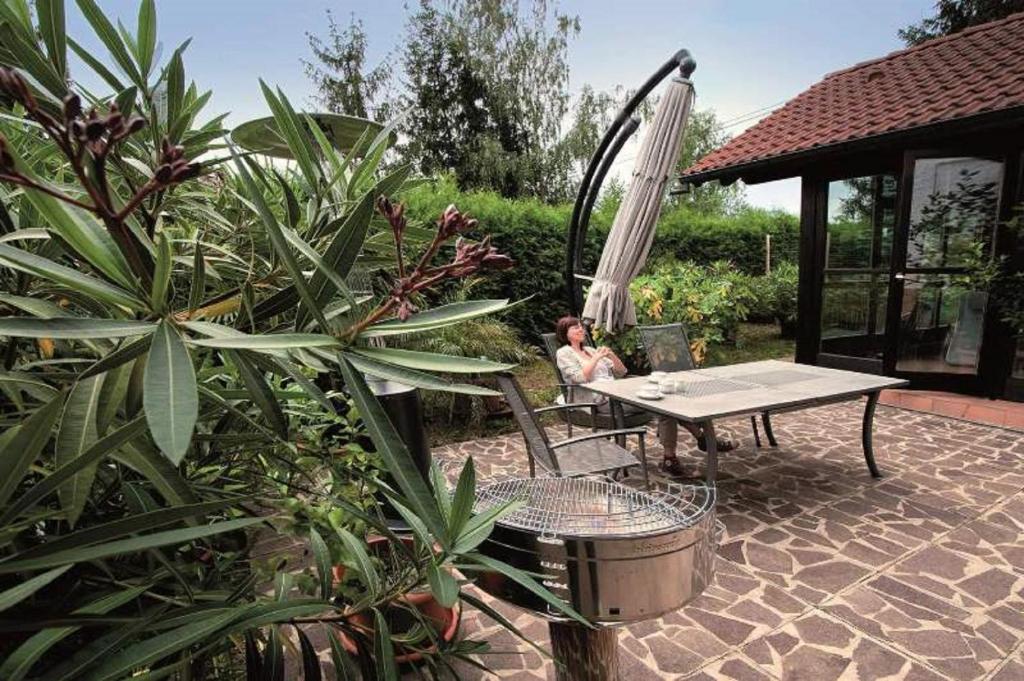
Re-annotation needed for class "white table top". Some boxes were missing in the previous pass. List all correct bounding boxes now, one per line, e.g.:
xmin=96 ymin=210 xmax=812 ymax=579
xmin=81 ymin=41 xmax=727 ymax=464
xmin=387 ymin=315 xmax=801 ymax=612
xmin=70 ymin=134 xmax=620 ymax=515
xmin=583 ymin=360 xmax=909 ymax=422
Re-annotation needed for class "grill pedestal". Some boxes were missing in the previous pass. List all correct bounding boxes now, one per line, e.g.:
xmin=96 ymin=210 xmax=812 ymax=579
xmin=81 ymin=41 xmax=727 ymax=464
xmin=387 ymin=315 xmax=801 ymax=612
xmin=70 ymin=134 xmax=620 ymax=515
xmin=549 ymin=622 xmax=618 ymax=681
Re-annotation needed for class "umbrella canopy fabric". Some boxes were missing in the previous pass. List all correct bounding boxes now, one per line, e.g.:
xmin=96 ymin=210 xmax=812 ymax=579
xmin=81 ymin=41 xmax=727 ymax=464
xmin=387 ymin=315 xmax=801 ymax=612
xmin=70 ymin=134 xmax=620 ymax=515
xmin=582 ymin=77 xmax=695 ymax=333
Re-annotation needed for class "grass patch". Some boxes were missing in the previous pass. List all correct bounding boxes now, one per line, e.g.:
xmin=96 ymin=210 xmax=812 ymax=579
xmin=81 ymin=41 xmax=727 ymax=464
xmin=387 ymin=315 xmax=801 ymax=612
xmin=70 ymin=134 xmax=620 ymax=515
xmin=705 ymin=323 xmax=795 ymax=367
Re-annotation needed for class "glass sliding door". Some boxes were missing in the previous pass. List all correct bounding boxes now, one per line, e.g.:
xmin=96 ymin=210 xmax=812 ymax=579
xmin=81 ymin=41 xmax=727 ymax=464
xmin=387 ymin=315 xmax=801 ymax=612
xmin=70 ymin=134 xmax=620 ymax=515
xmin=818 ymin=174 xmax=897 ymax=371
xmin=891 ymin=156 xmax=1003 ymax=378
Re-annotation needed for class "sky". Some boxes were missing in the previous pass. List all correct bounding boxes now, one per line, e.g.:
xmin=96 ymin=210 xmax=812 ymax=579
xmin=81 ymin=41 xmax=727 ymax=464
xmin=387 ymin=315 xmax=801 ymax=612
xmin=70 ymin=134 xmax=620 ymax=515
xmin=66 ymin=0 xmax=937 ymax=213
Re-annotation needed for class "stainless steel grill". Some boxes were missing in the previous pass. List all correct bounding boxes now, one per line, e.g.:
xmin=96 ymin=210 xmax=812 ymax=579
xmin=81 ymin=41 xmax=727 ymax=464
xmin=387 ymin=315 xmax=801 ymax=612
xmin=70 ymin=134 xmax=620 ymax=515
xmin=475 ymin=477 xmax=713 ymax=539
xmin=473 ymin=477 xmax=718 ymax=624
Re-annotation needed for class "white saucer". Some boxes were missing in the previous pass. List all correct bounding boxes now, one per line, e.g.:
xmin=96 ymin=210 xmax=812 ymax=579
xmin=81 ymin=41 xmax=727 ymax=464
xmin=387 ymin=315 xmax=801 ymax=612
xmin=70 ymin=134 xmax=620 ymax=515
xmin=636 ymin=391 xmax=663 ymax=400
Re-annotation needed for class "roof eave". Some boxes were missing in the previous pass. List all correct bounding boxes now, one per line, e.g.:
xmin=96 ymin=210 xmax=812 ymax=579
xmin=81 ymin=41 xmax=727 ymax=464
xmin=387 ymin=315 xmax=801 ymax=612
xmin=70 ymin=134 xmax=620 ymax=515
xmin=678 ymin=105 xmax=1024 ymax=189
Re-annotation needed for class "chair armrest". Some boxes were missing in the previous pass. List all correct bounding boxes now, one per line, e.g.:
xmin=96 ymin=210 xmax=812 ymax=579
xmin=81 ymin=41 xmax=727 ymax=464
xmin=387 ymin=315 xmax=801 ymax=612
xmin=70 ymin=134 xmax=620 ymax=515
xmin=535 ymin=402 xmax=600 ymax=415
xmin=550 ymin=427 xmax=648 ymax=449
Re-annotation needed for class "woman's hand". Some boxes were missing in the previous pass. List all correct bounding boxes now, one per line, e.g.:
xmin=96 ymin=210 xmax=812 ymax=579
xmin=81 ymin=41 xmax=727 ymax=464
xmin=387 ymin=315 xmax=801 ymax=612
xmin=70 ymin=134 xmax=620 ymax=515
xmin=597 ymin=346 xmax=627 ymax=376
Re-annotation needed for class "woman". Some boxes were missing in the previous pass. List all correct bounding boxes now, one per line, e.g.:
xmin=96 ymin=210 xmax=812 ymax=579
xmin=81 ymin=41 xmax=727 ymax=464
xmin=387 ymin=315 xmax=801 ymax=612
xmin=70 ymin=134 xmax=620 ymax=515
xmin=554 ymin=315 xmax=735 ymax=476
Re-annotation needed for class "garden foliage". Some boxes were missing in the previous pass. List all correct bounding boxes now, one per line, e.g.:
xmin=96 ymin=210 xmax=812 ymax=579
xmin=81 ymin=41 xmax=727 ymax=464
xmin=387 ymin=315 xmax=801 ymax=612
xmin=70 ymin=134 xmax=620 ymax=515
xmin=403 ymin=177 xmax=798 ymax=343
xmin=0 ymin=1 xmax=581 ymax=677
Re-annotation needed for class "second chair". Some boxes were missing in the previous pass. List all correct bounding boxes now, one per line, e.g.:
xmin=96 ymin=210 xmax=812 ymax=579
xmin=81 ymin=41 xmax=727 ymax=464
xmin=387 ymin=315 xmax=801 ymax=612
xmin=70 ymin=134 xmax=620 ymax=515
xmin=637 ymin=323 xmax=779 ymax=448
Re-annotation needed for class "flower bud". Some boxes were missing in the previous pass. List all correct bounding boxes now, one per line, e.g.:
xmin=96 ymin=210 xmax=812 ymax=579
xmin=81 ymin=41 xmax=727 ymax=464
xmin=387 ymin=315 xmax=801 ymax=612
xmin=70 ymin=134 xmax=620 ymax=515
xmin=154 ymin=164 xmax=173 ymax=183
xmin=63 ymin=93 xmax=82 ymax=120
xmin=0 ymin=135 xmax=14 ymax=173
xmin=84 ymin=119 xmax=105 ymax=142
xmin=126 ymin=116 xmax=147 ymax=135
xmin=170 ymin=162 xmax=201 ymax=183
xmin=397 ymin=299 xmax=417 ymax=321
xmin=105 ymin=111 xmax=124 ymax=134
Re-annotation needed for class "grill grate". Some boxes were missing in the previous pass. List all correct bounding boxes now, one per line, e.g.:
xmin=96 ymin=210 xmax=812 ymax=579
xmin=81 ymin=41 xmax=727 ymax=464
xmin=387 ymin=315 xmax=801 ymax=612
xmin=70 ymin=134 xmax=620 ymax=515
xmin=475 ymin=477 xmax=714 ymax=539
xmin=727 ymin=369 xmax=822 ymax=387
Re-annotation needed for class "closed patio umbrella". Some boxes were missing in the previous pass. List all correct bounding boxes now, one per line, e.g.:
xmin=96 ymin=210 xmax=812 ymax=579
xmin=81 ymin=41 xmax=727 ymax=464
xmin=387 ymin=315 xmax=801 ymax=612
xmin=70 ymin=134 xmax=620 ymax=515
xmin=582 ymin=76 xmax=694 ymax=333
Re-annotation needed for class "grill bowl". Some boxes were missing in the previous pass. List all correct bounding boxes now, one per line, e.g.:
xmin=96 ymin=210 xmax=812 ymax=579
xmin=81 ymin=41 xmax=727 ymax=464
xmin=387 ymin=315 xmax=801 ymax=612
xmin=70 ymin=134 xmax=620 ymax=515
xmin=473 ymin=477 xmax=717 ymax=623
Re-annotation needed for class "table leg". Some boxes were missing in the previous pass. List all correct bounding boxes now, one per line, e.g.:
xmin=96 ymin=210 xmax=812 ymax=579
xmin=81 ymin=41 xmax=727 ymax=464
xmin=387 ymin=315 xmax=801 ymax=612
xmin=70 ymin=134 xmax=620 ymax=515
xmin=610 ymin=399 xmax=626 ymax=448
xmin=750 ymin=415 xmax=762 ymax=447
xmin=702 ymin=420 xmax=718 ymax=485
xmin=862 ymin=391 xmax=882 ymax=478
xmin=761 ymin=412 xmax=777 ymax=447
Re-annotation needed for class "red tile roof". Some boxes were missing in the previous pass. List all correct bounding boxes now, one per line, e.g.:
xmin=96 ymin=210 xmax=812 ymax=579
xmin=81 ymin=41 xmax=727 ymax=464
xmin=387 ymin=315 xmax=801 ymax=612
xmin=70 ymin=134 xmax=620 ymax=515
xmin=682 ymin=12 xmax=1024 ymax=183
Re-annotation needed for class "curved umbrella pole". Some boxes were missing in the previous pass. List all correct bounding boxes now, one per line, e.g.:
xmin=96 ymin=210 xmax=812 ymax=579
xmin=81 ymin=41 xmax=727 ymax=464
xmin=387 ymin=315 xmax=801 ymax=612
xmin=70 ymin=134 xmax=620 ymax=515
xmin=566 ymin=49 xmax=697 ymax=316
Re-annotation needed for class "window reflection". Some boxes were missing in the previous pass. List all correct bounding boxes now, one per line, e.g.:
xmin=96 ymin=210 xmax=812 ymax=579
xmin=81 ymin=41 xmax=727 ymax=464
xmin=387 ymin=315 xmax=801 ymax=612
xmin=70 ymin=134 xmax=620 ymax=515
xmin=820 ymin=175 xmax=896 ymax=360
xmin=896 ymin=157 xmax=1002 ymax=375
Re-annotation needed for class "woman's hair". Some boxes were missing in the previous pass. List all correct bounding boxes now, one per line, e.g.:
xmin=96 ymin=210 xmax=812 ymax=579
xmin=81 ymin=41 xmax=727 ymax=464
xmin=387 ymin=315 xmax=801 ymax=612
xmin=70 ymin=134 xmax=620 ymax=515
xmin=555 ymin=316 xmax=582 ymax=345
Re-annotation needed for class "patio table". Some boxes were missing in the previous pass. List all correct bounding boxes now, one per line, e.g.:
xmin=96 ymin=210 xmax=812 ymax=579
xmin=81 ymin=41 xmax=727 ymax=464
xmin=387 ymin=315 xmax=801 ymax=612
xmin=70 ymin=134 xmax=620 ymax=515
xmin=583 ymin=359 xmax=908 ymax=484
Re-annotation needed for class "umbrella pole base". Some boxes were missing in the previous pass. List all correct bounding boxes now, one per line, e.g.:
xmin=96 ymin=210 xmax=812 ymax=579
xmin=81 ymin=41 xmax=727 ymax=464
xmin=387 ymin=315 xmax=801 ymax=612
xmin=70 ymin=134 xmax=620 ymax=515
xmin=549 ymin=621 xmax=619 ymax=681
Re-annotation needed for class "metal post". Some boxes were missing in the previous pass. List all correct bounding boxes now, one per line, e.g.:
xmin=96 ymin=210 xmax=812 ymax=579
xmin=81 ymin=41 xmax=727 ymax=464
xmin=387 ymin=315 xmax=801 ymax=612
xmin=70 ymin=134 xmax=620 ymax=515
xmin=549 ymin=622 xmax=619 ymax=681
xmin=861 ymin=391 xmax=882 ymax=478
xmin=765 ymin=233 xmax=772 ymax=274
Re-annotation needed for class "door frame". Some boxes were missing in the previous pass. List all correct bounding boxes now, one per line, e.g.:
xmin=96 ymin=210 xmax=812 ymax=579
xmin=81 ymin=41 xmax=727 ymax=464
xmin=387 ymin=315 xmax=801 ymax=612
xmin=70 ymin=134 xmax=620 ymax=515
xmin=884 ymin=145 xmax=1019 ymax=396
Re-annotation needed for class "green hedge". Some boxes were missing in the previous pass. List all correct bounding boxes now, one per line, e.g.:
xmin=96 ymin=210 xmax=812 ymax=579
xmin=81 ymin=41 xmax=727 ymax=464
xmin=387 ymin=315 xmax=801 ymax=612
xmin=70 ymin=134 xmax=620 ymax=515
xmin=402 ymin=177 xmax=799 ymax=343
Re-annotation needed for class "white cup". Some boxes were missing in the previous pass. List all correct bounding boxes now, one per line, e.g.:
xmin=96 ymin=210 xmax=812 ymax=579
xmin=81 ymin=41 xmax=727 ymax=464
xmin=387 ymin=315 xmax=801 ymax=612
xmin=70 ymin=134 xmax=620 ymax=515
xmin=659 ymin=378 xmax=676 ymax=394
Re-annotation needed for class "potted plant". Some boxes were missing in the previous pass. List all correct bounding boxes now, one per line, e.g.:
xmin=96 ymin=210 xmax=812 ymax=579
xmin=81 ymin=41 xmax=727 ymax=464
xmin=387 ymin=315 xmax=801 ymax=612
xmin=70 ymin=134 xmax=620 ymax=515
xmin=332 ymin=534 xmax=460 ymax=664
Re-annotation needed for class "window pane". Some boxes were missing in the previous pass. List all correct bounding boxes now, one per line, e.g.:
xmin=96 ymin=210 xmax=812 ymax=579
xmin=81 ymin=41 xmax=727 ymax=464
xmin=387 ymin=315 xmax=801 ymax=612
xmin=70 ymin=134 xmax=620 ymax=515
xmin=907 ymin=158 xmax=1002 ymax=269
xmin=896 ymin=274 xmax=987 ymax=374
xmin=820 ymin=175 xmax=895 ymax=360
xmin=825 ymin=175 xmax=896 ymax=269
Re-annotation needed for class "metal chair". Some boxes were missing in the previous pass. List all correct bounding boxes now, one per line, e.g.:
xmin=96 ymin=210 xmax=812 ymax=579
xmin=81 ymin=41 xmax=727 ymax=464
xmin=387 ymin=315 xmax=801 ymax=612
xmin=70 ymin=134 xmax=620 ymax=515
xmin=495 ymin=373 xmax=650 ymax=489
xmin=540 ymin=332 xmax=652 ymax=434
xmin=637 ymin=323 xmax=778 ymax=447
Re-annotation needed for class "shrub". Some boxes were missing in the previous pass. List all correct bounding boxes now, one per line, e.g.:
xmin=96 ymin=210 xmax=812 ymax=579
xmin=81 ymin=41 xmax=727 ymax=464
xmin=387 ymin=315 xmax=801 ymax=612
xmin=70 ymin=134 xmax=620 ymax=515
xmin=766 ymin=261 xmax=799 ymax=325
xmin=595 ymin=261 xmax=759 ymax=370
xmin=403 ymin=178 xmax=798 ymax=343
xmin=652 ymin=206 xmax=800 ymax=275
xmin=402 ymin=176 xmax=609 ymax=343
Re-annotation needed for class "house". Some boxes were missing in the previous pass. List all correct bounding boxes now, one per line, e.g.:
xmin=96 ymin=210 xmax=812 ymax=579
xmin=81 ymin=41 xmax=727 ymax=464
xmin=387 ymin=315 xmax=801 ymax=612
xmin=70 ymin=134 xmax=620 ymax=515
xmin=680 ymin=12 xmax=1024 ymax=401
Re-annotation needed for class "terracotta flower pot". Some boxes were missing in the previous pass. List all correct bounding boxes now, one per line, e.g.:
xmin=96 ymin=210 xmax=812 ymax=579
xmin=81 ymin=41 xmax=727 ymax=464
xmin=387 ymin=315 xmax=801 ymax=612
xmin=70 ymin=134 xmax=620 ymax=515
xmin=332 ymin=535 xmax=460 ymax=665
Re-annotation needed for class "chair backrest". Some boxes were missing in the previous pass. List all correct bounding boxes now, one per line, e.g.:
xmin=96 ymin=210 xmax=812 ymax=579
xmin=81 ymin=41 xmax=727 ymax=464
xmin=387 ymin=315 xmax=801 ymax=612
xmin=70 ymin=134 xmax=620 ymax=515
xmin=638 ymin=323 xmax=697 ymax=372
xmin=540 ymin=332 xmax=563 ymax=379
xmin=495 ymin=373 xmax=559 ymax=476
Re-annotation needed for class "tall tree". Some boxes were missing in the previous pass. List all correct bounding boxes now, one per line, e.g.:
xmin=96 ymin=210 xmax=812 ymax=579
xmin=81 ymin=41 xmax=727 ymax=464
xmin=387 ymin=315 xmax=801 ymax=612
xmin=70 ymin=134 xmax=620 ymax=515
xmin=306 ymin=0 xmax=580 ymax=201
xmin=673 ymin=109 xmax=745 ymax=214
xmin=304 ymin=12 xmax=392 ymax=120
xmin=399 ymin=0 xmax=580 ymax=201
xmin=899 ymin=0 xmax=1024 ymax=45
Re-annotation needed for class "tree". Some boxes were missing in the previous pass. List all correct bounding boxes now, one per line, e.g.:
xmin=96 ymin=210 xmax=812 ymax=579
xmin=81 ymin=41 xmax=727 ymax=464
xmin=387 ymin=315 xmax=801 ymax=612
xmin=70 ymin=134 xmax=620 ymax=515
xmin=899 ymin=0 xmax=1024 ymax=45
xmin=673 ymin=109 xmax=745 ymax=214
xmin=304 ymin=11 xmax=392 ymax=120
xmin=399 ymin=0 xmax=580 ymax=201
xmin=305 ymin=0 xmax=580 ymax=202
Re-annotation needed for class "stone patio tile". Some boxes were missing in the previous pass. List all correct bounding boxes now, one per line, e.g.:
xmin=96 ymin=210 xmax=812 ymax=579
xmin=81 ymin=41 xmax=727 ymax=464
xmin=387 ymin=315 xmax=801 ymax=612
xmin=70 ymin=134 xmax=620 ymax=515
xmin=718 ymin=499 xmax=929 ymax=606
xmin=742 ymin=610 xmax=947 ymax=681
xmin=824 ymin=539 xmax=1024 ymax=680
xmin=936 ymin=517 xmax=1024 ymax=576
xmin=988 ymin=643 xmax=1024 ymax=681
xmin=829 ymin=480 xmax=972 ymax=542
xmin=983 ymin=491 xmax=1024 ymax=534
xmin=683 ymin=651 xmax=779 ymax=680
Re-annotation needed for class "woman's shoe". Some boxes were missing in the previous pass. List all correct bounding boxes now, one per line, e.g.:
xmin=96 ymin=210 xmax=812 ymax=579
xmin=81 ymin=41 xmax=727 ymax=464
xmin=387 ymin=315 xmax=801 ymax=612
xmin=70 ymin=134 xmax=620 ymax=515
xmin=658 ymin=457 xmax=688 ymax=477
xmin=696 ymin=434 xmax=737 ymax=453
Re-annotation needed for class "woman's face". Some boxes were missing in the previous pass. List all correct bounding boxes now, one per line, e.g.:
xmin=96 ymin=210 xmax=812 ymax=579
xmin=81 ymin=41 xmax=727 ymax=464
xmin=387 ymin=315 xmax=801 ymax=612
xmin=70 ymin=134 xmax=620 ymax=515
xmin=567 ymin=323 xmax=586 ymax=345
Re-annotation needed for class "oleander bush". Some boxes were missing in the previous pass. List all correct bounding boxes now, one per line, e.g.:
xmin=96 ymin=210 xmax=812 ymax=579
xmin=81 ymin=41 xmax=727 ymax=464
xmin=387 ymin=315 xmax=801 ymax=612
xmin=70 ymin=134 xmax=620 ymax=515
xmin=0 ymin=1 xmax=580 ymax=678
